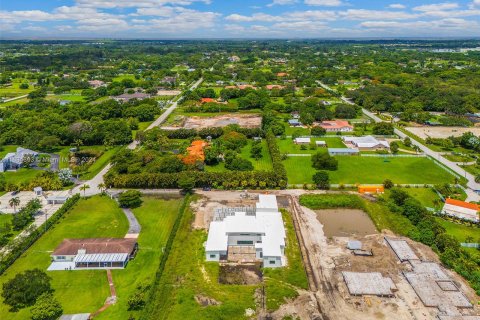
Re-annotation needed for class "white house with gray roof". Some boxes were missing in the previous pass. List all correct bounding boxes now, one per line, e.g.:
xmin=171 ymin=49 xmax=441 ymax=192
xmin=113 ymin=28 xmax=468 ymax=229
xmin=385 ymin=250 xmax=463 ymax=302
xmin=0 ymin=147 xmax=39 ymax=172
xmin=205 ymin=195 xmax=286 ymax=268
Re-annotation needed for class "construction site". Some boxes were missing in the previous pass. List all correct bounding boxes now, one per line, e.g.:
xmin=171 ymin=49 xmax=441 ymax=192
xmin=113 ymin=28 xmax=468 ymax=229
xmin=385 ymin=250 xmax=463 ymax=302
xmin=162 ymin=113 xmax=262 ymax=130
xmin=190 ymin=190 xmax=480 ymax=320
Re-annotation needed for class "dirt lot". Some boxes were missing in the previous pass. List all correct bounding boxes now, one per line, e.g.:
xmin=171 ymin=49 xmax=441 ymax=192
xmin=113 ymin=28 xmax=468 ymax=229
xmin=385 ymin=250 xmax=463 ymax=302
xmin=190 ymin=190 xmax=480 ymax=320
xmin=405 ymin=126 xmax=480 ymax=140
xmin=163 ymin=114 xmax=262 ymax=130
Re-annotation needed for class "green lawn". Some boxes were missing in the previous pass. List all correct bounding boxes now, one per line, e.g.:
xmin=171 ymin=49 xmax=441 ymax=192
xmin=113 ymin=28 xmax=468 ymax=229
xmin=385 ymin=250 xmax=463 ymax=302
xmin=0 ymin=83 xmax=33 ymax=98
xmin=47 ymin=94 xmax=86 ymax=103
xmin=284 ymin=156 xmax=456 ymax=185
xmin=277 ymin=137 xmax=345 ymax=154
xmin=112 ymin=74 xmax=138 ymax=83
xmin=96 ymin=196 xmax=184 ymax=320
xmin=3 ymin=169 xmax=42 ymax=185
xmin=387 ymin=187 xmax=442 ymax=208
xmin=0 ymin=196 xmax=129 ymax=319
xmin=435 ymin=218 xmax=480 ymax=243
xmin=206 ymin=140 xmax=273 ymax=172
xmin=0 ymin=145 xmax=18 ymax=159
xmin=461 ymin=164 xmax=480 ymax=176
xmin=80 ymin=146 xmax=122 ymax=180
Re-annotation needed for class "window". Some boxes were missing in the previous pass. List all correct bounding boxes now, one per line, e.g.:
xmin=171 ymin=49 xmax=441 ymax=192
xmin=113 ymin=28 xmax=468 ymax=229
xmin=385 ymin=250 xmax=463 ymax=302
xmin=259 ymin=252 xmax=263 ymax=258
xmin=269 ymin=260 xmax=276 ymax=265
xmin=237 ymin=240 xmax=253 ymax=245
xmin=210 ymin=254 xmax=216 ymax=258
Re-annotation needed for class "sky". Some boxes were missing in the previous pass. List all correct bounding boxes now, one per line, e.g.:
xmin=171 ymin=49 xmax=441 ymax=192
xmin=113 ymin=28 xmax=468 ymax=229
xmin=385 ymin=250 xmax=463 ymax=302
xmin=1 ymin=0 xmax=480 ymax=39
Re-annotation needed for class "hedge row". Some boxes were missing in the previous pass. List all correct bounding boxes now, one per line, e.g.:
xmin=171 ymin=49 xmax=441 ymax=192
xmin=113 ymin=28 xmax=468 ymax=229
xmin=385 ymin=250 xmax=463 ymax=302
xmin=266 ymin=129 xmax=288 ymax=187
xmin=0 ymin=194 xmax=80 ymax=275
xmin=160 ymin=127 xmax=264 ymax=139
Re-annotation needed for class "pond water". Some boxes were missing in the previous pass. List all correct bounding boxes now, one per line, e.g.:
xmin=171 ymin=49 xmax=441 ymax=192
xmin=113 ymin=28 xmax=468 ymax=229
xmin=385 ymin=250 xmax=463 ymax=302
xmin=316 ymin=209 xmax=377 ymax=237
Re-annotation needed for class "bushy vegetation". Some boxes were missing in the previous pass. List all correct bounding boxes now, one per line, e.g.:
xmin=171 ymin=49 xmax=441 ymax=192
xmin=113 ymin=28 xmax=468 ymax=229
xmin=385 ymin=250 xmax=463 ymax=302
xmin=299 ymin=194 xmax=365 ymax=210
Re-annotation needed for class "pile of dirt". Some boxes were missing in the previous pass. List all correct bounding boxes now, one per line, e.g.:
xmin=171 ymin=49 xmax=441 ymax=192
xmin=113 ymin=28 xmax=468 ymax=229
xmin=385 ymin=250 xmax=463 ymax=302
xmin=219 ymin=264 xmax=262 ymax=285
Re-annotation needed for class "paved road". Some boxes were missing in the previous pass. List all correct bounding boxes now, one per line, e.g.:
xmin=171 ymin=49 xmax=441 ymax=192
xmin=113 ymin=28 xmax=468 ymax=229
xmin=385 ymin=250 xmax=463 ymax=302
xmin=75 ymin=77 xmax=204 ymax=196
xmin=1 ymin=94 xmax=28 ymax=103
xmin=317 ymin=81 xmax=480 ymax=202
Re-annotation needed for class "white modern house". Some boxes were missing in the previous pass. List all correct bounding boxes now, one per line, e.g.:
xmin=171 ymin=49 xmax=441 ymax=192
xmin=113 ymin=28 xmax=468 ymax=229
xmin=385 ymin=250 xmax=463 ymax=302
xmin=205 ymin=195 xmax=286 ymax=268
xmin=0 ymin=147 xmax=39 ymax=172
xmin=342 ymin=135 xmax=390 ymax=151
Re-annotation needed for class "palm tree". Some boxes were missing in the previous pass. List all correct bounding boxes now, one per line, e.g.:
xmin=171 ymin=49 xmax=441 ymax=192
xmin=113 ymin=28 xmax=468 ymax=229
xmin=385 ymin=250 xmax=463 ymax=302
xmin=98 ymin=183 xmax=106 ymax=194
xmin=9 ymin=197 xmax=20 ymax=213
xmin=80 ymin=184 xmax=90 ymax=196
xmin=475 ymin=174 xmax=480 ymax=184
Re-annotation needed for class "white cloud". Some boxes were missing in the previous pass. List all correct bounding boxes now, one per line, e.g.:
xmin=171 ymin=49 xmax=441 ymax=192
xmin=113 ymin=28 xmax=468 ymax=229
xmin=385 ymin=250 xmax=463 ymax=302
xmin=225 ymin=13 xmax=282 ymax=22
xmin=360 ymin=17 xmax=479 ymax=34
xmin=388 ymin=4 xmax=406 ymax=9
xmin=340 ymin=9 xmax=419 ymax=20
xmin=304 ymin=0 xmax=343 ymax=6
xmin=267 ymin=0 xmax=297 ymax=6
xmin=413 ymin=2 xmax=459 ymax=12
xmin=74 ymin=0 xmax=211 ymax=8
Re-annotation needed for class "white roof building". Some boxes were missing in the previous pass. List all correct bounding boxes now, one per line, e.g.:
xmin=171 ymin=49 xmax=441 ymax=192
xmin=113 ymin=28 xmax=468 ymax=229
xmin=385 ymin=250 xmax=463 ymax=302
xmin=294 ymin=137 xmax=311 ymax=144
xmin=205 ymin=195 xmax=286 ymax=268
xmin=343 ymin=135 xmax=390 ymax=150
xmin=441 ymin=198 xmax=479 ymax=223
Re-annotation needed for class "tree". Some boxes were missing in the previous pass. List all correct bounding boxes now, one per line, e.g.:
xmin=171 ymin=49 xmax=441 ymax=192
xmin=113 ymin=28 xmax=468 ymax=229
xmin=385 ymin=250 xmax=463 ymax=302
xmin=178 ymin=176 xmax=195 ymax=193
xmin=475 ymin=174 xmax=480 ymax=183
xmin=79 ymin=184 xmax=90 ymax=196
xmin=313 ymin=171 xmax=330 ymax=190
xmin=9 ymin=197 xmax=20 ymax=213
xmin=311 ymin=152 xmax=338 ymax=171
xmin=118 ymin=190 xmax=142 ymax=208
xmin=390 ymin=141 xmax=399 ymax=154
xmin=383 ymin=179 xmax=394 ymax=189
xmin=389 ymin=188 xmax=409 ymax=206
xmin=19 ymin=83 xmax=29 ymax=89
xmin=30 ymin=293 xmax=63 ymax=320
xmin=403 ymin=137 xmax=412 ymax=147
xmin=2 ymin=269 xmax=53 ymax=311
xmin=311 ymin=126 xmax=326 ymax=136
xmin=372 ymin=122 xmax=394 ymax=135
xmin=334 ymin=104 xmax=357 ymax=119
xmin=98 ymin=183 xmax=107 ymax=194
xmin=250 ymin=141 xmax=263 ymax=159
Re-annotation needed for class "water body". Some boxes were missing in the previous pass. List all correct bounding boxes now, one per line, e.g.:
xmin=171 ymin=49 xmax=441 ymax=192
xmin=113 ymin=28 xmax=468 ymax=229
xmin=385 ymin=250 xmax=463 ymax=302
xmin=316 ymin=209 xmax=377 ymax=237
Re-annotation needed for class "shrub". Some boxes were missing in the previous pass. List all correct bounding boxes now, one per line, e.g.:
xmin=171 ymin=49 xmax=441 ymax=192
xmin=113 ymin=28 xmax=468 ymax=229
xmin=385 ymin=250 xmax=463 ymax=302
xmin=30 ymin=293 xmax=63 ymax=320
xmin=118 ymin=190 xmax=143 ymax=208
xmin=313 ymin=171 xmax=330 ymax=190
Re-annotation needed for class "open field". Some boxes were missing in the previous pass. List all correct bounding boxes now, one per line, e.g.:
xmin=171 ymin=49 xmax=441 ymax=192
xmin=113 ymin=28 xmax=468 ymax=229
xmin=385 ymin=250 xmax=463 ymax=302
xmin=435 ymin=218 xmax=480 ymax=243
xmin=277 ymin=137 xmax=346 ymax=154
xmin=3 ymin=168 xmax=42 ymax=185
xmin=46 ymin=94 xmax=87 ymax=103
xmin=405 ymin=126 xmax=480 ymax=139
xmin=163 ymin=114 xmax=262 ymax=129
xmin=80 ymin=146 xmax=122 ymax=180
xmin=96 ymin=195 xmax=184 ymax=320
xmin=0 ymin=196 xmax=128 ymax=319
xmin=284 ymin=156 xmax=456 ymax=185
xmin=206 ymin=140 xmax=273 ymax=172
xmin=387 ymin=187 xmax=441 ymax=208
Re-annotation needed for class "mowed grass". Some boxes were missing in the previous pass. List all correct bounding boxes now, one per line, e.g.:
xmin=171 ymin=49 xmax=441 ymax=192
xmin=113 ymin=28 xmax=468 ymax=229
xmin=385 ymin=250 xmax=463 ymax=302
xmin=144 ymin=199 xmax=258 ymax=319
xmin=284 ymin=156 xmax=455 ymax=185
xmin=387 ymin=187 xmax=441 ymax=208
xmin=3 ymin=168 xmax=42 ymax=185
xmin=80 ymin=146 xmax=122 ymax=180
xmin=0 ymin=196 xmax=128 ymax=319
xmin=277 ymin=137 xmax=345 ymax=154
xmin=206 ymin=140 xmax=273 ymax=172
xmin=96 ymin=195 xmax=184 ymax=320
xmin=0 ymin=145 xmax=18 ymax=158
xmin=46 ymin=94 xmax=87 ymax=103
xmin=435 ymin=218 xmax=480 ymax=243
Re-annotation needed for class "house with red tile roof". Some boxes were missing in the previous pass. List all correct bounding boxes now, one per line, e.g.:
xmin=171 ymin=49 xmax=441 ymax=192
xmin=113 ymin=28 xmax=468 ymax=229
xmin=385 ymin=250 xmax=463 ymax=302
xmin=441 ymin=198 xmax=479 ymax=223
xmin=317 ymin=120 xmax=354 ymax=132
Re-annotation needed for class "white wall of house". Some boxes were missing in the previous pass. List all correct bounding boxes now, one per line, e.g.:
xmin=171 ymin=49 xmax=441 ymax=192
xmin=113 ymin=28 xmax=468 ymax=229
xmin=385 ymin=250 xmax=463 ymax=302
xmin=263 ymin=256 xmax=282 ymax=268
xmin=206 ymin=251 xmax=226 ymax=261
xmin=52 ymin=255 xmax=75 ymax=262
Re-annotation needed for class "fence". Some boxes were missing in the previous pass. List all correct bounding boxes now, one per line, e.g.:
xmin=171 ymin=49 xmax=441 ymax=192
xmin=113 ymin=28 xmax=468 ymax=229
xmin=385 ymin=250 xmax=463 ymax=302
xmin=360 ymin=154 xmax=426 ymax=158
xmin=427 ymin=155 xmax=463 ymax=180
xmin=460 ymin=243 xmax=479 ymax=248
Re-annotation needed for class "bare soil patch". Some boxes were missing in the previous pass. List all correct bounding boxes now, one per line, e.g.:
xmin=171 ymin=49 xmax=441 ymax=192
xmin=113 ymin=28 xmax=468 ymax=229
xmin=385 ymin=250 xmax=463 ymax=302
xmin=163 ymin=113 xmax=262 ymax=129
xmin=405 ymin=126 xmax=480 ymax=140
xmin=316 ymin=209 xmax=378 ymax=237
xmin=218 ymin=264 xmax=263 ymax=285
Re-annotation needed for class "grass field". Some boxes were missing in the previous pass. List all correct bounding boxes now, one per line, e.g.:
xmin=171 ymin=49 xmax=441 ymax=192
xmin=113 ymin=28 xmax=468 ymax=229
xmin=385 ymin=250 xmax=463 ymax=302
xmin=80 ymin=146 xmax=122 ymax=180
xmin=277 ymin=137 xmax=345 ymax=154
xmin=47 ymin=94 xmax=86 ymax=103
xmin=3 ymin=169 xmax=42 ymax=185
xmin=284 ymin=156 xmax=455 ymax=185
xmin=0 ymin=196 xmax=129 ymax=319
xmin=461 ymin=164 xmax=480 ymax=177
xmin=112 ymin=74 xmax=138 ymax=83
xmin=0 ymin=145 xmax=18 ymax=158
xmin=96 ymin=195 xmax=184 ymax=320
xmin=435 ymin=218 xmax=480 ymax=243
xmin=206 ymin=140 xmax=273 ymax=172
xmin=387 ymin=187 xmax=441 ymax=208
xmin=0 ymin=82 xmax=33 ymax=98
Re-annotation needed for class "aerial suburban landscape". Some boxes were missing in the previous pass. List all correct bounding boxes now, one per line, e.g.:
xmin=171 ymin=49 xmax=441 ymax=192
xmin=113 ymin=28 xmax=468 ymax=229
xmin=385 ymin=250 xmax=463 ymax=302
xmin=0 ymin=1 xmax=479 ymax=320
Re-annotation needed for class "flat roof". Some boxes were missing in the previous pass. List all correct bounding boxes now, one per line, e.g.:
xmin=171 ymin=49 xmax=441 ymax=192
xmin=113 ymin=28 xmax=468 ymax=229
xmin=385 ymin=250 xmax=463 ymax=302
xmin=328 ymin=148 xmax=359 ymax=153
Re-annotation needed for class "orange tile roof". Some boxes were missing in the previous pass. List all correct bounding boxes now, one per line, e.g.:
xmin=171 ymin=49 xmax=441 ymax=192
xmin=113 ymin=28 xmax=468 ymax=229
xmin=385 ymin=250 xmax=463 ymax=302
xmin=319 ymin=120 xmax=353 ymax=129
xmin=358 ymin=185 xmax=384 ymax=193
xmin=266 ymin=84 xmax=285 ymax=90
xmin=445 ymin=198 xmax=480 ymax=211
xmin=276 ymin=72 xmax=288 ymax=77
xmin=200 ymin=98 xmax=216 ymax=103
